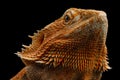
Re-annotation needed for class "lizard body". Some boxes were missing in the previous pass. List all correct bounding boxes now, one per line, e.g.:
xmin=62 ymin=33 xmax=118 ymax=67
xmin=11 ymin=8 xmax=110 ymax=80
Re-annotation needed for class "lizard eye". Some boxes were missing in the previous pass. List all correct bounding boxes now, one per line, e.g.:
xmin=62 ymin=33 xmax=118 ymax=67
xmin=63 ymin=11 xmax=73 ymax=24
xmin=64 ymin=15 xmax=70 ymax=22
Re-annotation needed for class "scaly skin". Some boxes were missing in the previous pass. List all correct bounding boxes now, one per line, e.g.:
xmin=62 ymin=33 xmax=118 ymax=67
xmin=11 ymin=8 xmax=110 ymax=80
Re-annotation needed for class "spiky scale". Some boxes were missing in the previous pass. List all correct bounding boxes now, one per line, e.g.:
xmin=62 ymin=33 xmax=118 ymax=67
xmin=45 ymin=58 xmax=53 ymax=65
xmin=28 ymin=35 xmax=34 ymax=39
xmin=35 ymin=60 xmax=46 ymax=64
xmin=22 ymin=44 xmax=29 ymax=48
xmin=42 ymin=57 xmax=49 ymax=61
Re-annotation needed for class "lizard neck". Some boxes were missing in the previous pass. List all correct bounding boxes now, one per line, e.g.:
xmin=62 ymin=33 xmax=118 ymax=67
xmin=26 ymin=64 xmax=102 ymax=80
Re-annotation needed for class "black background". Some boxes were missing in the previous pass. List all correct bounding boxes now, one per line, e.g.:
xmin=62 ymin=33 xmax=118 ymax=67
xmin=1 ymin=0 xmax=117 ymax=80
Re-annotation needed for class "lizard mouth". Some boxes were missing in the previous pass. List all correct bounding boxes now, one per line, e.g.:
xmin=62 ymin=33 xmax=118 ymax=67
xmin=15 ymin=31 xmax=45 ymax=61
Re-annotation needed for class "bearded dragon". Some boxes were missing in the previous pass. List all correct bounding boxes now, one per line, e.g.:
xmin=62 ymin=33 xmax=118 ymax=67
xmin=11 ymin=8 xmax=110 ymax=80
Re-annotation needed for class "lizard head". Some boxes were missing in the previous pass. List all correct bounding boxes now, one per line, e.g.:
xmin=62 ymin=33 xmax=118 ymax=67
xmin=16 ymin=8 xmax=110 ymax=71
